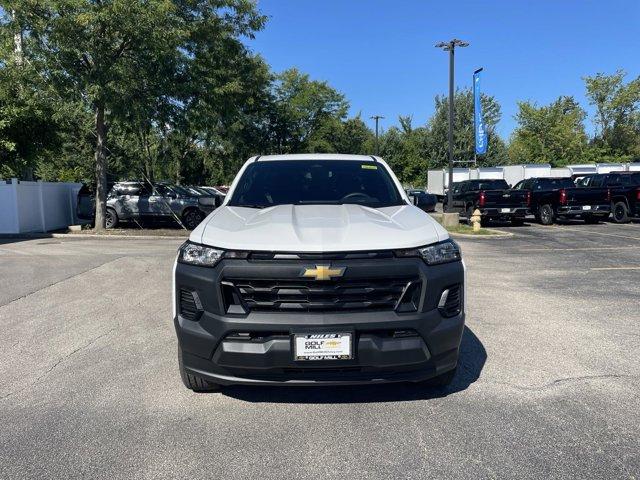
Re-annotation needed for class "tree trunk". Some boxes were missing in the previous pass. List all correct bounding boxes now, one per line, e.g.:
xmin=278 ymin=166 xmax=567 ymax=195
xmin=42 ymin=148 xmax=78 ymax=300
xmin=11 ymin=10 xmax=23 ymax=66
xmin=94 ymin=105 xmax=108 ymax=230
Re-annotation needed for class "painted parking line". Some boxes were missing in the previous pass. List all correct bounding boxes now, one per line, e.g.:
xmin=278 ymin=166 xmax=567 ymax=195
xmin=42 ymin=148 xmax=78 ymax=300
xmin=524 ymin=246 xmax=635 ymax=252
xmin=590 ymin=266 xmax=640 ymax=271
xmin=533 ymin=225 xmax=640 ymax=241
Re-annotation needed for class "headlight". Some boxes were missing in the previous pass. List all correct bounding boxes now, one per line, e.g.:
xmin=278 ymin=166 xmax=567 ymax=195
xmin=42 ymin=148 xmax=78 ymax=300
xmin=396 ymin=239 xmax=461 ymax=265
xmin=178 ymin=241 xmax=224 ymax=267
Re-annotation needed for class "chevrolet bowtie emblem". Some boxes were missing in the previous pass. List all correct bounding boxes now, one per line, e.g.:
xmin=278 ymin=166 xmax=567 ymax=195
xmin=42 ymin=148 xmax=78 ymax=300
xmin=301 ymin=265 xmax=346 ymax=281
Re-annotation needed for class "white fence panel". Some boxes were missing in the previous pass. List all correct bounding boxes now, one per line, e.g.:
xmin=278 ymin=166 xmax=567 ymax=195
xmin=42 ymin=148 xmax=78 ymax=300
xmin=0 ymin=179 xmax=82 ymax=234
xmin=0 ymin=182 xmax=19 ymax=233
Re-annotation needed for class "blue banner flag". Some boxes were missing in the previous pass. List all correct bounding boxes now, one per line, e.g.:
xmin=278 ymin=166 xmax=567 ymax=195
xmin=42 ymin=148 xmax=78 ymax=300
xmin=473 ymin=69 xmax=488 ymax=155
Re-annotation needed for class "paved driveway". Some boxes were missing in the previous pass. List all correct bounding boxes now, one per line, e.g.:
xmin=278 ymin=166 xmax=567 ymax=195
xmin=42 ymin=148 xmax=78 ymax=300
xmin=1 ymin=224 xmax=638 ymax=479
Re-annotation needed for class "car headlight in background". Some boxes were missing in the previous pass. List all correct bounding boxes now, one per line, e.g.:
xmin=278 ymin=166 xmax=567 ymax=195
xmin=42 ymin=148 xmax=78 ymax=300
xmin=178 ymin=241 xmax=224 ymax=267
xmin=395 ymin=239 xmax=461 ymax=265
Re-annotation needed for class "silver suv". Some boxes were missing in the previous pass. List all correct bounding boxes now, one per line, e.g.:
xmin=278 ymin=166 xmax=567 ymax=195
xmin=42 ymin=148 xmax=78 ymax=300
xmin=104 ymin=182 xmax=219 ymax=230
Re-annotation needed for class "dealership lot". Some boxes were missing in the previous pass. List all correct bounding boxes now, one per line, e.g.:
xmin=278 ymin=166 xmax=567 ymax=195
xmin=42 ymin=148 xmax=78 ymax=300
xmin=0 ymin=224 xmax=639 ymax=479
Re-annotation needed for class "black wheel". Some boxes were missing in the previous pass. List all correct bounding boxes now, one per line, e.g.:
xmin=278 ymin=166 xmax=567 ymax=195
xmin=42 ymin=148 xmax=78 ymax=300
xmin=423 ymin=367 xmax=457 ymax=388
xmin=178 ymin=345 xmax=220 ymax=392
xmin=612 ymin=201 xmax=629 ymax=223
xmin=538 ymin=204 xmax=554 ymax=225
xmin=105 ymin=208 xmax=118 ymax=229
xmin=182 ymin=209 xmax=205 ymax=230
xmin=511 ymin=217 xmax=525 ymax=226
xmin=583 ymin=215 xmax=600 ymax=224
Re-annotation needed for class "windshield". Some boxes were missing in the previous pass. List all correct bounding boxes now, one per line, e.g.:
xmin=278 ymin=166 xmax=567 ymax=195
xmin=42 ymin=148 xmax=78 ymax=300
xmin=228 ymin=160 xmax=404 ymax=208
xmin=538 ymin=178 xmax=575 ymax=190
xmin=476 ymin=180 xmax=509 ymax=190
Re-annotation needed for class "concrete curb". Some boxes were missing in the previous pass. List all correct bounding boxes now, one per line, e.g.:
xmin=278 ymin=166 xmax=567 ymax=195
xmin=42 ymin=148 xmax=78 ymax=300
xmin=448 ymin=229 xmax=514 ymax=239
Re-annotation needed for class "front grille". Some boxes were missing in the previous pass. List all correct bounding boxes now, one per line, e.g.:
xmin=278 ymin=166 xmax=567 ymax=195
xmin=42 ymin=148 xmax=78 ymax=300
xmin=179 ymin=288 xmax=202 ymax=321
xmin=229 ymin=278 xmax=415 ymax=312
xmin=439 ymin=284 xmax=462 ymax=317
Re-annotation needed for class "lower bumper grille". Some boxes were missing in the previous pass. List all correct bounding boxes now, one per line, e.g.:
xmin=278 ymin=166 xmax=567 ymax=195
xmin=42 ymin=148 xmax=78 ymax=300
xmin=229 ymin=278 xmax=416 ymax=312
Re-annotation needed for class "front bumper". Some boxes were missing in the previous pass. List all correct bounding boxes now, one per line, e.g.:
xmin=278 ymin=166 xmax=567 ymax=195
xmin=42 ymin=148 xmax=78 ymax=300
xmin=557 ymin=204 xmax=610 ymax=217
xmin=174 ymin=256 xmax=465 ymax=386
xmin=480 ymin=207 xmax=528 ymax=219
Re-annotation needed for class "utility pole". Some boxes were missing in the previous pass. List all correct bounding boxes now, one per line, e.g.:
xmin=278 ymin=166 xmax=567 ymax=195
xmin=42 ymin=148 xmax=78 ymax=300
xmin=435 ymin=39 xmax=468 ymax=211
xmin=370 ymin=115 xmax=384 ymax=155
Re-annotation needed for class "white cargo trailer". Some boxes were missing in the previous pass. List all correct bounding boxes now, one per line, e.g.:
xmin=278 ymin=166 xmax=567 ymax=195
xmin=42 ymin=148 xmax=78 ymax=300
xmin=426 ymin=168 xmax=472 ymax=197
xmin=626 ymin=163 xmax=640 ymax=172
xmin=427 ymin=169 xmax=445 ymax=196
xmin=566 ymin=165 xmax=597 ymax=176
xmin=502 ymin=164 xmax=551 ymax=187
xmin=476 ymin=167 xmax=504 ymax=180
xmin=596 ymin=163 xmax=625 ymax=174
xmin=550 ymin=167 xmax=571 ymax=177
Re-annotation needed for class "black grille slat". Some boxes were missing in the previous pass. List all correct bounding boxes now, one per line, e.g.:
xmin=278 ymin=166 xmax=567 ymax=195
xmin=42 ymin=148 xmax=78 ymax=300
xmin=440 ymin=284 xmax=462 ymax=317
xmin=179 ymin=288 xmax=200 ymax=320
xmin=230 ymin=278 xmax=414 ymax=312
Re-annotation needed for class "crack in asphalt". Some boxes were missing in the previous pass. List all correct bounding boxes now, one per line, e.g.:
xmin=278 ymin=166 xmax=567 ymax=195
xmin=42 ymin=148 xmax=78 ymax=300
xmin=0 ymin=328 xmax=116 ymax=401
xmin=0 ymin=256 xmax=124 ymax=308
xmin=486 ymin=373 xmax=636 ymax=392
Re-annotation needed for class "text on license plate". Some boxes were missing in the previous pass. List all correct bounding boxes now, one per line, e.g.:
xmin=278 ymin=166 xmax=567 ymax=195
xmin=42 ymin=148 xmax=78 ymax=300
xmin=501 ymin=208 xmax=511 ymax=213
xmin=294 ymin=333 xmax=352 ymax=361
xmin=582 ymin=205 xmax=591 ymax=210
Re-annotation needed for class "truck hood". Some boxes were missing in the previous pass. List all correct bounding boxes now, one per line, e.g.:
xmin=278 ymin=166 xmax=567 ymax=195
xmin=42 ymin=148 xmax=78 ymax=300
xmin=192 ymin=204 xmax=447 ymax=252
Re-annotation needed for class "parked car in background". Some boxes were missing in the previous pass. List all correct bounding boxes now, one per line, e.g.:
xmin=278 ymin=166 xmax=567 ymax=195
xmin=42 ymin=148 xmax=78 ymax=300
xmin=512 ymin=177 xmax=610 ymax=225
xmin=576 ymin=172 xmax=640 ymax=223
xmin=406 ymin=189 xmax=437 ymax=212
xmin=443 ymin=179 xmax=530 ymax=225
xmin=77 ymin=181 xmax=221 ymax=230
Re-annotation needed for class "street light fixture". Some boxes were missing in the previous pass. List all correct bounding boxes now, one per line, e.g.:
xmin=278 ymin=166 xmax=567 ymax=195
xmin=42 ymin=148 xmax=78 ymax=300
xmin=370 ymin=115 xmax=384 ymax=155
xmin=435 ymin=39 xmax=469 ymax=211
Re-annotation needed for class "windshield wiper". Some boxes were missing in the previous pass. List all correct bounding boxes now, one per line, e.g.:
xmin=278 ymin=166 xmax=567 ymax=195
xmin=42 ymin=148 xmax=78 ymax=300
xmin=233 ymin=204 xmax=269 ymax=209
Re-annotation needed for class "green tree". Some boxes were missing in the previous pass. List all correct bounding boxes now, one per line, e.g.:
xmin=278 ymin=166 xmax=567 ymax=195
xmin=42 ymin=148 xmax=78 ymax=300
xmin=509 ymin=96 xmax=588 ymax=167
xmin=426 ymin=88 xmax=508 ymax=168
xmin=267 ymin=68 xmax=349 ymax=153
xmin=13 ymin=0 xmax=265 ymax=229
xmin=584 ymin=70 xmax=640 ymax=159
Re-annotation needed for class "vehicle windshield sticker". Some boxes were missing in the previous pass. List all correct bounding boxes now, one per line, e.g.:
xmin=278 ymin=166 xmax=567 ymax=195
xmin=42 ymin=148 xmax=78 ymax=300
xmin=361 ymin=164 xmax=377 ymax=170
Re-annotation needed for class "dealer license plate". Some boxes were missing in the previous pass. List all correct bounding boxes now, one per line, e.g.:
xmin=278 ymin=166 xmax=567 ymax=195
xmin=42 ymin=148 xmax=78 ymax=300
xmin=501 ymin=208 xmax=511 ymax=213
xmin=294 ymin=333 xmax=352 ymax=361
xmin=582 ymin=205 xmax=591 ymax=210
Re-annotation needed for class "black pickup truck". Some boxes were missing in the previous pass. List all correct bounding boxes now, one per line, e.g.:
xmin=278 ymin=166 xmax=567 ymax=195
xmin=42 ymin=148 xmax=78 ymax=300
xmin=577 ymin=172 xmax=640 ymax=223
xmin=444 ymin=179 xmax=530 ymax=225
xmin=512 ymin=177 xmax=610 ymax=225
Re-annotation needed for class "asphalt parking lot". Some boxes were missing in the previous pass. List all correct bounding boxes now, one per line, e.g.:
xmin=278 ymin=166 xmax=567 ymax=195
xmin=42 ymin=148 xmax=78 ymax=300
xmin=1 ymin=223 xmax=639 ymax=479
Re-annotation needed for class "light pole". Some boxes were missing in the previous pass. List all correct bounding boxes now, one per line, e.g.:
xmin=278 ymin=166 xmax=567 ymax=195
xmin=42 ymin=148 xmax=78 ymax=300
xmin=370 ymin=115 xmax=384 ymax=155
xmin=435 ymin=39 xmax=468 ymax=211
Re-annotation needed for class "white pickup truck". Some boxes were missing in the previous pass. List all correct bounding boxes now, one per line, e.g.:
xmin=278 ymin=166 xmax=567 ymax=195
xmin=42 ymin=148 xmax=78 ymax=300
xmin=173 ymin=154 xmax=465 ymax=391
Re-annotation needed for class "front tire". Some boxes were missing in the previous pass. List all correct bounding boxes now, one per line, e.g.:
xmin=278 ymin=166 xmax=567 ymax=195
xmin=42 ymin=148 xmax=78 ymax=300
xmin=105 ymin=208 xmax=118 ymax=229
xmin=182 ymin=209 xmax=205 ymax=230
xmin=538 ymin=204 xmax=555 ymax=225
xmin=466 ymin=206 xmax=474 ymax=226
xmin=178 ymin=345 xmax=221 ymax=392
xmin=612 ymin=201 xmax=629 ymax=223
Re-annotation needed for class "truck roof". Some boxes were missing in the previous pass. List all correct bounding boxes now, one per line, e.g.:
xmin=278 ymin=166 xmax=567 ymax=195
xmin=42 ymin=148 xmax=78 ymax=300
xmin=250 ymin=154 xmax=380 ymax=162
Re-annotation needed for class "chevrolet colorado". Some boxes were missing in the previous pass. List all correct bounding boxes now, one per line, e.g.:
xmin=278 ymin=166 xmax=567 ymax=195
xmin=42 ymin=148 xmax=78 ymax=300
xmin=173 ymin=154 xmax=465 ymax=391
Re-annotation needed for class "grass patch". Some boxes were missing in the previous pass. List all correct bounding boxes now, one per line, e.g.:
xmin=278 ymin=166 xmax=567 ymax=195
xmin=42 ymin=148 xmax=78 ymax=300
xmin=445 ymin=224 xmax=498 ymax=235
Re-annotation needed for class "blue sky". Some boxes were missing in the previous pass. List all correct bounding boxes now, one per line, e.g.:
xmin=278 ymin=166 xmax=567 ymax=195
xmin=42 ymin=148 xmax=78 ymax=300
xmin=249 ymin=0 xmax=640 ymax=139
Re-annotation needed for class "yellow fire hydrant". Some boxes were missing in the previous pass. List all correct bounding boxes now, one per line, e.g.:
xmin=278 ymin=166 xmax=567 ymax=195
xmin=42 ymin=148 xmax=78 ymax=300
xmin=471 ymin=209 xmax=482 ymax=232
